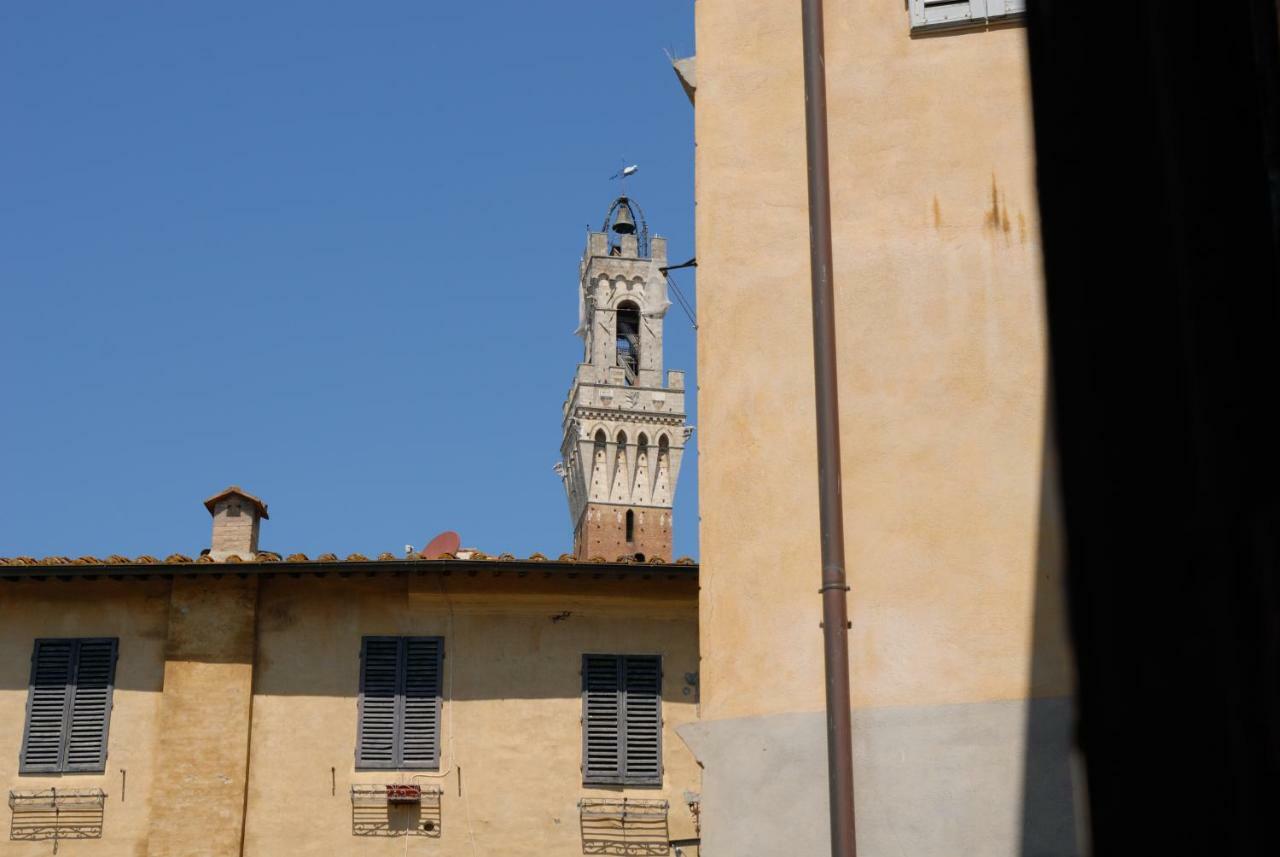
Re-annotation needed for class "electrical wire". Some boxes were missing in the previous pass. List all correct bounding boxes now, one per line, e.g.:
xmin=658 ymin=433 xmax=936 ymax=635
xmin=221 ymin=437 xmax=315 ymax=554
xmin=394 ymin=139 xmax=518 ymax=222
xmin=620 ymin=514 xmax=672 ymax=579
xmin=664 ymin=273 xmax=698 ymax=329
xmin=407 ymin=576 xmax=479 ymax=856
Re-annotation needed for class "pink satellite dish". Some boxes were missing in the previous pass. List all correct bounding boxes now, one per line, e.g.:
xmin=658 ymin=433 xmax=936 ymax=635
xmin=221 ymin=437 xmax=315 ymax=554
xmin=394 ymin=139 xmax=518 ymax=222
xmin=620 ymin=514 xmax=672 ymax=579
xmin=422 ymin=531 xmax=461 ymax=559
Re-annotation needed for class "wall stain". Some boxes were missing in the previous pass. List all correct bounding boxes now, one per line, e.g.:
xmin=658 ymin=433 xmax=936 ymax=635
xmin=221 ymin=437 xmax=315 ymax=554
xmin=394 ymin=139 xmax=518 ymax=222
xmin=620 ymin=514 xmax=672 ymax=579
xmin=985 ymin=173 xmax=1014 ymax=242
xmin=985 ymin=175 xmax=1000 ymax=230
xmin=933 ymin=195 xmax=943 ymax=229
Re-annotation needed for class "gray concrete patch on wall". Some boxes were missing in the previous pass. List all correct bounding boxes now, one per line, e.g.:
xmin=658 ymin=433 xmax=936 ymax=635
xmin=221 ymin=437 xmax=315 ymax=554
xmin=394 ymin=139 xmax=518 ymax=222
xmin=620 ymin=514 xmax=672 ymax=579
xmin=678 ymin=697 xmax=1078 ymax=857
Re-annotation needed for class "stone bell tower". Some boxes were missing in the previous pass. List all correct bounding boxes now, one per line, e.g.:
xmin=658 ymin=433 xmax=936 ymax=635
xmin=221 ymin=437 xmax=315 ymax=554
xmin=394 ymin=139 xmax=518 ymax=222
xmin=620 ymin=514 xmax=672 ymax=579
xmin=557 ymin=197 xmax=689 ymax=561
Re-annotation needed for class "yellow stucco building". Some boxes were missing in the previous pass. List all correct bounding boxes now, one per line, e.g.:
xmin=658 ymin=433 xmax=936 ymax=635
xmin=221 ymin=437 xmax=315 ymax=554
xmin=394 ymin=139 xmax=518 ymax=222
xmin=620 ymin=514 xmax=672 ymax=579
xmin=0 ymin=497 xmax=700 ymax=857
xmin=674 ymin=0 xmax=1078 ymax=854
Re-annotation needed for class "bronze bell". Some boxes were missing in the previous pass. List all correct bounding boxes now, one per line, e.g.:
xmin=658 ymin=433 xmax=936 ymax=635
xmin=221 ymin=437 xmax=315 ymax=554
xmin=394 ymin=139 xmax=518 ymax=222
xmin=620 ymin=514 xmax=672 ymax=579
xmin=612 ymin=203 xmax=636 ymax=235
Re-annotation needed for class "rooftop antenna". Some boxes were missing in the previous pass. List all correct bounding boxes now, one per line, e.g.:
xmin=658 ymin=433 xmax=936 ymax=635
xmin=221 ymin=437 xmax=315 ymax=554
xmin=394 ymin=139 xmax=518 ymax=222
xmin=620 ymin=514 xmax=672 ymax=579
xmin=422 ymin=531 xmax=461 ymax=560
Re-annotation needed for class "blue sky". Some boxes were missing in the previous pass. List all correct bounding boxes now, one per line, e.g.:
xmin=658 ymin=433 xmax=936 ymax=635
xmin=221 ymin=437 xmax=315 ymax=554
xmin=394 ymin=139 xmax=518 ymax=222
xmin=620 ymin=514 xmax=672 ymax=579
xmin=0 ymin=3 xmax=698 ymax=560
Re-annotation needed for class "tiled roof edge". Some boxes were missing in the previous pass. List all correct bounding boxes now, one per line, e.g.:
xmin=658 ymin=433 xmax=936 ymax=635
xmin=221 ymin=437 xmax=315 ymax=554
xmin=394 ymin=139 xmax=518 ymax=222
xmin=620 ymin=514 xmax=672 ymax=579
xmin=0 ymin=555 xmax=699 ymax=580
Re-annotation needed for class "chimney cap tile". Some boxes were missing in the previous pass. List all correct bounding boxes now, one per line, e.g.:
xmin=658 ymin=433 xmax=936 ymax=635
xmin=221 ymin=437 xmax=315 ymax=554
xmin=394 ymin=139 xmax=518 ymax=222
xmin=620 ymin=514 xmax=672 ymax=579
xmin=203 ymin=485 xmax=269 ymax=519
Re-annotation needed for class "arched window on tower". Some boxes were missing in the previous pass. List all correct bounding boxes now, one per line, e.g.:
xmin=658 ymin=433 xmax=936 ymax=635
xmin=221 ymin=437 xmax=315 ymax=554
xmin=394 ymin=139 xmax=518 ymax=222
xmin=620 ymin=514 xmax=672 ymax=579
xmin=616 ymin=301 xmax=640 ymax=386
xmin=592 ymin=430 xmax=608 ymax=496
xmin=625 ymin=509 xmax=635 ymax=543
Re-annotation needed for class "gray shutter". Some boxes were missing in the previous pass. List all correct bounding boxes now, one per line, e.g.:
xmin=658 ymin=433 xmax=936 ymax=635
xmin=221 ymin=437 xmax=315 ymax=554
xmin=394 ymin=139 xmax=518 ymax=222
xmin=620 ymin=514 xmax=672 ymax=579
xmin=622 ymin=656 xmax=662 ymax=786
xmin=20 ymin=639 xmax=75 ymax=773
xmin=356 ymin=636 xmax=401 ymax=769
xmin=582 ymin=654 xmax=622 ymax=784
xmin=910 ymin=0 xmax=985 ymax=31
xmin=400 ymin=637 xmax=443 ymax=769
xmin=64 ymin=638 xmax=118 ymax=772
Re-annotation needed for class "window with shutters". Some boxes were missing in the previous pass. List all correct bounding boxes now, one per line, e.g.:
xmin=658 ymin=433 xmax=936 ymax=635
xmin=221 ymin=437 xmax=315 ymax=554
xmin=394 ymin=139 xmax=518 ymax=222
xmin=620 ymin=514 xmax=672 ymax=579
xmin=20 ymin=638 xmax=119 ymax=774
xmin=909 ymin=0 xmax=1025 ymax=33
xmin=581 ymin=654 xmax=662 ymax=786
xmin=356 ymin=636 xmax=443 ymax=770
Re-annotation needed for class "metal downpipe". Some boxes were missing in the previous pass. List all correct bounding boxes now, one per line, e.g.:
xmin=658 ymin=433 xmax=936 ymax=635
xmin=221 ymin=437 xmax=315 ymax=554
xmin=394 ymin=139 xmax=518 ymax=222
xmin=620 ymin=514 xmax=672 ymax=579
xmin=799 ymin=0 xmax=858 ymax=855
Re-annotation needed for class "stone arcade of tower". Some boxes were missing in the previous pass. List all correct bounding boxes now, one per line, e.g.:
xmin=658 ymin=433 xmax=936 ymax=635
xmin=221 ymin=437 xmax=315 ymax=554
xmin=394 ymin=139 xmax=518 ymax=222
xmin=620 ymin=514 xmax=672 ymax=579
xmin=558 ymin=197 xmax=689 ymax=562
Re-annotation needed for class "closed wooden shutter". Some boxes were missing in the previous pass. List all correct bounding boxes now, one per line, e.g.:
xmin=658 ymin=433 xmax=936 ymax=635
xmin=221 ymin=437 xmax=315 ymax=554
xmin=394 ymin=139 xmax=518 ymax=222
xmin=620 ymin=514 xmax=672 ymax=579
xmin=582 ymin=654 xmax=662 ymax=786
xmin=582 ymin=655 xmax=623 ymax=784
xmin=622 ymin=656 xmax=663 ymax=785
xmin=357 ymin=637 xmax=401 ymax=769
xmin=64 ymin=638 xmax=119 ymax=772
xmin=400 ymin=637 xmax=443 ymax=769
xmin=20 ymin=638 xmax=118 ymax=774
xmin=357 ymin=636 xmax=443 ymax=770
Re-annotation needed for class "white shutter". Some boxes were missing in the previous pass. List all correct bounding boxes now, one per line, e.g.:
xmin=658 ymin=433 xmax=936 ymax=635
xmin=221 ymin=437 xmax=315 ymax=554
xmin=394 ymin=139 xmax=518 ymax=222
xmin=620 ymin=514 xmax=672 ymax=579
xmin=910 ymin=0 xmax=984 ymax=31
xmin=987 ymin=0 xmax=1026 ymax=18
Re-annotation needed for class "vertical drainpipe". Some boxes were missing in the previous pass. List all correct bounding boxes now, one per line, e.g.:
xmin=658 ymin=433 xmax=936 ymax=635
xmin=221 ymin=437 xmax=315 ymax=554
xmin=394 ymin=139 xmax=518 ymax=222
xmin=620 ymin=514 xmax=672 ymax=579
xmin=799 ymin=0 xmax=858 ymax=855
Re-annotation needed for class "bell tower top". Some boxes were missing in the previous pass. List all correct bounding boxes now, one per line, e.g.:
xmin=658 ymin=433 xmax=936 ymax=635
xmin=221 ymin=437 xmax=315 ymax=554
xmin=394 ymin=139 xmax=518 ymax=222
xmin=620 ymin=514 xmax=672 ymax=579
xmin=558 ymin=196 xmax=688 ymax=561
xmin=575 ymin=196 xmax=670 ymax=386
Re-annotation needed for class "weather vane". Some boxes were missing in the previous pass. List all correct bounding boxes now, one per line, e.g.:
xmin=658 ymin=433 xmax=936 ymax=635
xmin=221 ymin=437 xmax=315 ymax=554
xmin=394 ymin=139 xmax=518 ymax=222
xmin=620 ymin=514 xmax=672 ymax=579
xmin=609 ymin=161 xmax=639 ymax=195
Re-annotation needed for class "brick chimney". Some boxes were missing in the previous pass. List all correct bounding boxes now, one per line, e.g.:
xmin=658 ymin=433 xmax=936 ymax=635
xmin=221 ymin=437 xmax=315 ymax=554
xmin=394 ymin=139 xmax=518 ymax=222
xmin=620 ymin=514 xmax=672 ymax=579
xmin=203 ymin=486 xmax=268 ymax=560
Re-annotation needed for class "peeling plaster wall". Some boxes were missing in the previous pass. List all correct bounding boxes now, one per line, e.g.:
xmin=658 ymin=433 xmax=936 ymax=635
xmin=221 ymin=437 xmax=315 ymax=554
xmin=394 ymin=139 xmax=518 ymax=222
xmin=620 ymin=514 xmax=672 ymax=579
xmin=691 ymin=0 xmax=1077 ymax=853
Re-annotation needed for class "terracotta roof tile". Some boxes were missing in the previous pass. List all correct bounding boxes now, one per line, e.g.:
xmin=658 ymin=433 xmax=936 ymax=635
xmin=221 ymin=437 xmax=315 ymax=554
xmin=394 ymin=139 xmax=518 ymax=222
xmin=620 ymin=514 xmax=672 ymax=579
xmin=0 ymin=551 xmax=698 ymax=571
